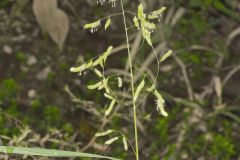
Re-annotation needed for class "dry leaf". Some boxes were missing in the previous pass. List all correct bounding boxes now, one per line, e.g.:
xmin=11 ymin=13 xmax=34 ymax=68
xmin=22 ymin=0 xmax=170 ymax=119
xmin=3 ymin=45 xmax=13 ymax=54
xmin=36 ymin=67 xmax=51 ymax=81
xmin=214 ymin=76 xmax=222 ymax=104
xmin=33 ymin=0 xmax=69 ymax=50
xmin=38 ymin=158 xmax=51 ymax=160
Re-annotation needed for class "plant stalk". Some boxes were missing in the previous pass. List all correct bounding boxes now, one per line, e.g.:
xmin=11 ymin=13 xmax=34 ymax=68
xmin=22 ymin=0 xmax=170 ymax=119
xmin=120 ymin=0 xmax=139 ymax=160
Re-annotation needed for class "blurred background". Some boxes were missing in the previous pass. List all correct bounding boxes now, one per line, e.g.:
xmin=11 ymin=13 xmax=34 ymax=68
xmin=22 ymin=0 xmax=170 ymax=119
xmin=0 ymin=0 xmax=240 ymax=159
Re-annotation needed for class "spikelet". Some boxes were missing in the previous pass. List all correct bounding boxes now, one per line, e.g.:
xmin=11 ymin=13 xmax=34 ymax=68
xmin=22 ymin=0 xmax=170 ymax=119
xmin=137 ymin=3 xmax=154 ymax=46
xmin=105 ymin=99 xmax=116 ymax=116
xmin=87 ymin=81 xmax=103 ymax=90
xmin=122 ymin=137 xmax=128 ymax=151
xmin=118 ymin=76 xmax=122 ymax=88
xmin=133 ymin=16 xmax=140 ymax=29
xmin=134 ymin=78 xmax=145 ymax=102
xmin=109 ymin=0 xmax=116 ymax=7
xmin=70 ymin=60 xmax=94 ymax=74
xmin=95 ymin=129 xmax=114 ymax=137
xmin=138 ymin=3 xmax=146 ymax=21
xmin=103 ymin=77 xmax=110 ymax=93
xmin=142 ymin=26 xmax=152 ymax=46
xmin=94 ymin=69 xmax=103 ymax=77
xmin=83 ymin=20 xmax=101 ymax=33
xmin=105 ymin=18 xmax=111 ymax=30
xmin=104 ymin=137 xmax=119 ymax=145
xmin=104 ymin=93 xmax=114 ymax=100
xmin=148 ymin=7 xmax=166 ymax=20
xmin=142 ymin=20 xmax=156 ymax=31
xmin=97 ymin=0 xmax=105 ymax=5
xmin=160 ymin=50 xmax=173 ymax=62
xmin=154 ymin=90 xmax=168 ymax=117
xmin=102 ymin=46 xmax=113 ymax=63
xmin=70 ymin=63 xmax=86 ymax=73
xmin=147 ymin=84 xmax=155 ymax=92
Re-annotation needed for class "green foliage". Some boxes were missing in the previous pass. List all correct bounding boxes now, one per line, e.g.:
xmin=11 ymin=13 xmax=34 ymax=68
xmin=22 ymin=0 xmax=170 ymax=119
xmin=189 ymin=133 xmax=236 ymax=160
xmin=15 ymin=52 xmax=26 ymax=62
xmin=62 ymin=123 xmax=74 ymax=133
xmin=208 ymin=134 xmax=236 ymax=159
xmin=0 ymin=78 xmax=20 ymax=101
xmin=0 ymin=146 xmax=121 ymax=160
xmin=30 ymin=99 xmax=41 ymax=109
xmin=154 ymin=118 xmax=169 ymax=145
xmin=191 ymin=14 xmax=208 ymax=34
xmin=0 ymin=0 xmax=11 ymax=8
xmin=44 ymin=105 xmax=60 ymax=124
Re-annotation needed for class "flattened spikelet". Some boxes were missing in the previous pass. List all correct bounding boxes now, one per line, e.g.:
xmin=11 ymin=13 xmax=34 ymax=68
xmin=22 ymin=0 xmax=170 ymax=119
xmin=104 ymin=137 xmax=119 ymax=145
xmin=109 ymin=0 xmax=116 ymax=7
xmin=105 ymin=99 xmax=116 ymax=116
xmin=83 ymin=20 xmax=101 ymax=33
xmin=105 ymin=18 xmax=111 ymax=30
xmin=95 ymin=129 xmax=114 ymax=137
xmin=160 ymin=50 xmax=173 ymax=62
xmin=97 ymin=0 xmax=105 ymax=5
xmin=148 ymin=7 xmax=166 ymax=20
xmin=133 ymin=16 xmax=140 ymax=29
xmin=154 ymin=90 xmax=168 ymax=117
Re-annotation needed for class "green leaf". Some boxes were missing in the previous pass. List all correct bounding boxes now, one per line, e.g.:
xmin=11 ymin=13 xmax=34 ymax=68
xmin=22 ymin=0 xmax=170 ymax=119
xmin=0 ymin=146 xmax=120 ymax=160
xmin=105 ymin=137 xmax=119 ymax=145
xmin=134 ymin=78 xmax=145 ymax=102
xmin=105 ymin=18 xmax=111 ymax=30
xmin=105 ymin=99 xmax=116 ymax=116
xmin=95 ymin=129 xmax=114 ymax=137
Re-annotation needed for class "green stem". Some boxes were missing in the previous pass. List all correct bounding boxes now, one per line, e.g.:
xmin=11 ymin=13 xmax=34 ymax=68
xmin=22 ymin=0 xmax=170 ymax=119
xmin=120 ymin=0 xmax=139 ymax=160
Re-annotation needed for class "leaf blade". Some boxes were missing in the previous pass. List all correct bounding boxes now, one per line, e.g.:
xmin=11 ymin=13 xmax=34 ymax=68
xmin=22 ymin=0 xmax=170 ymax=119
xmin=0 ymin=146 xmax=121 ymax=160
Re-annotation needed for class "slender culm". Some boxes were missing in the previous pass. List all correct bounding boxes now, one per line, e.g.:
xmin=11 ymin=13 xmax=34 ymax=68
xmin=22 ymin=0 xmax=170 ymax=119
xmin=120 ymin=0 xmax=139 ymax=159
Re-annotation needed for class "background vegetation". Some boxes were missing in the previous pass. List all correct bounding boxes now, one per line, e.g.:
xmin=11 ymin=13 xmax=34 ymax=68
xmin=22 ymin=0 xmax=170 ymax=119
xmin=0 ymin=0 xmax=240 ymax=159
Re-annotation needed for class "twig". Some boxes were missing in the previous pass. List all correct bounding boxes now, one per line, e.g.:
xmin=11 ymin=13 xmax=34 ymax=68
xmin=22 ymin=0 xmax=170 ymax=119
xmin=134 ymin=42 xmax=167 ymax=82
xmin=173 ymin=55 xmax=194 ymax=101
xmin=223 ymin=65 xmax=240 ymax=87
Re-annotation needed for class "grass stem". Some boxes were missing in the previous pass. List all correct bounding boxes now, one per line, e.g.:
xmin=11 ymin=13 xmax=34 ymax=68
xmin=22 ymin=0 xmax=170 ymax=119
xmin=120 ymin=0 xmax=139 ymax=160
